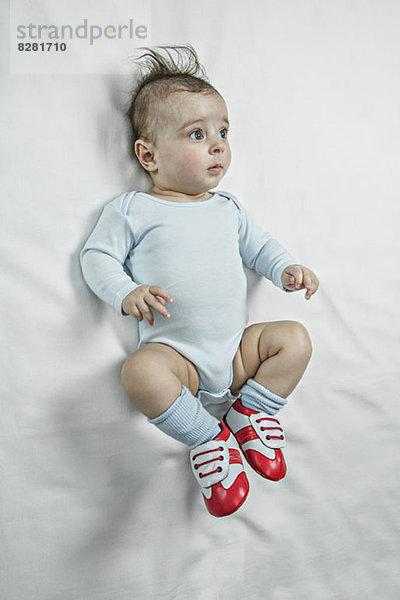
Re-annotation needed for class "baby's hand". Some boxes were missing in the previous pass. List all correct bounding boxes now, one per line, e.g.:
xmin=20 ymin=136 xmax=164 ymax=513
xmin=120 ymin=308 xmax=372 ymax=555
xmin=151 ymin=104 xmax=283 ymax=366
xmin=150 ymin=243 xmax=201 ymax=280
xmin=281 ymin=265 xmax=319 ymax=300
xmin=122 ymin=285 xmax=173 ymax=326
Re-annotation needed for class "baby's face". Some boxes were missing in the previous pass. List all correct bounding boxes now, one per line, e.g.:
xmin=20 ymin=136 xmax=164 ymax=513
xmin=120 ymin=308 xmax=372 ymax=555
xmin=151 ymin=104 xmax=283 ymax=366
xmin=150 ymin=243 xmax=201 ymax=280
xmin=151 ymin=91 xmax=231 ymax=195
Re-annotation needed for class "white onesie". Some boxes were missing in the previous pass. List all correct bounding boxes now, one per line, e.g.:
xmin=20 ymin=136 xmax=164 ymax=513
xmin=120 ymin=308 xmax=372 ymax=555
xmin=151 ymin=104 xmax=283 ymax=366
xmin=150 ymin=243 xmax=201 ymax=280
xmin=80 ymin=191 xmax=295 ymax=405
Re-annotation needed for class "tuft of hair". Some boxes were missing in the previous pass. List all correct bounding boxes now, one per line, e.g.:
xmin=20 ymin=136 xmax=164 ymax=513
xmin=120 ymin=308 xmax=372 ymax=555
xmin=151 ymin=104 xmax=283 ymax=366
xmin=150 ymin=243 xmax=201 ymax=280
xmin=126 ymin=45 xmax=218 ymax=155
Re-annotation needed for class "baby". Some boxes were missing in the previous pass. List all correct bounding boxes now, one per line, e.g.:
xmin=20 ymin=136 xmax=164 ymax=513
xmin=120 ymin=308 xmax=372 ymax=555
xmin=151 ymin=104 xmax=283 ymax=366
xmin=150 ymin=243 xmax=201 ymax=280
xmin=80 ymin=46 xmax=319 ymax=518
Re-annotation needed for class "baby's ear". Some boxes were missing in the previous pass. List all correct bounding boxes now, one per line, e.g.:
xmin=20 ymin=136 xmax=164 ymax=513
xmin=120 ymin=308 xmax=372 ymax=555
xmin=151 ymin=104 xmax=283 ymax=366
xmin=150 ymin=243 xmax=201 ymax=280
xmin=135 ymin=139 xmax=157 ymax=173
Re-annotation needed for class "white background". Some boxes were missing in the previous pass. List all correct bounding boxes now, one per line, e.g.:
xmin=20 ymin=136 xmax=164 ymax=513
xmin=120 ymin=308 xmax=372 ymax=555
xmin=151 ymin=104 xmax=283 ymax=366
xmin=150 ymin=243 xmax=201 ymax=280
xmin=1 ymin=1 xmax=399 ymax=598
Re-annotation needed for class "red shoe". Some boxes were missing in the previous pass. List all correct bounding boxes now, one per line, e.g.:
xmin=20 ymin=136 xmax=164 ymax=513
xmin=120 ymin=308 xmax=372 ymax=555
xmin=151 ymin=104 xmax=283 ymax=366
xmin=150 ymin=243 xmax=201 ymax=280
xmin=189 ymin=422 xmax=250 ymax=517
xmin=224 ymin=399 xmax=287 ymax=481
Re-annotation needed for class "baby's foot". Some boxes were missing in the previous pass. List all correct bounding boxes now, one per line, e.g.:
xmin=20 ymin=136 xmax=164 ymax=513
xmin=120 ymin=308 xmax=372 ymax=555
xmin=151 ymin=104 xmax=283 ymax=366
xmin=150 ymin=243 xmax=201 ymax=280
xmin=224 ymin=399 xmax=286 ymax=481
xmin=190 ymin=421 xmax=249 ymax=517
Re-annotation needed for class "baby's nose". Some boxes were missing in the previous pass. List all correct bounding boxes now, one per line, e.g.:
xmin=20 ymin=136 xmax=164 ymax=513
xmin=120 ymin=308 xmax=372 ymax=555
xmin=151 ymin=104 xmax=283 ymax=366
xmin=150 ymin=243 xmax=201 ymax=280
xmin=209 ymin=138 xmax=224 ymax=154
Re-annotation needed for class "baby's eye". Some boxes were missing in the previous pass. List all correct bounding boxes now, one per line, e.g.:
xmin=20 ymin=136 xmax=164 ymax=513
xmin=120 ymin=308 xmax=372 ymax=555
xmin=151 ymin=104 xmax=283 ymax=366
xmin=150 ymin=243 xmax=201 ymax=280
xmin=219 ymin=128 xmax=228 ymax=139
xmin=189 ymin=129 xmax=204 ymax=140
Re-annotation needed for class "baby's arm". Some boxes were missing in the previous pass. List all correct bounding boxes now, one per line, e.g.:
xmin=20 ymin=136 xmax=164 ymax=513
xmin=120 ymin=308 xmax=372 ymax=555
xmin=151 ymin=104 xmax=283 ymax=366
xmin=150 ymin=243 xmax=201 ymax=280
xmin=80 ymin=198 xmax=172 ymax=318
xmin=233 ymin=195 xmax=319 ymax=298
xmin=233 ymin=197 xmax=295 ymax=290
xmin=80 ymin=202 xmax=138 ymax=312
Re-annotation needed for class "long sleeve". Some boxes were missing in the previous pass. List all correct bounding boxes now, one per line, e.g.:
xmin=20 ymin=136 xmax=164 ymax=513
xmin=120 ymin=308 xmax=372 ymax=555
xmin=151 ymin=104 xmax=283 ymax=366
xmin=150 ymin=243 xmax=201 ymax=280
xmin=80 ymin=201 xmax=139 ymax=314
xmin=233 ymin=196 xmax=296 ymax=291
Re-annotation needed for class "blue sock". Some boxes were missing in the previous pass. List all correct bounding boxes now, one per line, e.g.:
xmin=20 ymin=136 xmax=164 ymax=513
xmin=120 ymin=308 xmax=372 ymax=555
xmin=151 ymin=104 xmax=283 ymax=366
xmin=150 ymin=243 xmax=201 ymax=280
xmin=240 ymin=378 xmax=287 ymax=415
xmin=148 ymin=385 xmax=222 ymax=449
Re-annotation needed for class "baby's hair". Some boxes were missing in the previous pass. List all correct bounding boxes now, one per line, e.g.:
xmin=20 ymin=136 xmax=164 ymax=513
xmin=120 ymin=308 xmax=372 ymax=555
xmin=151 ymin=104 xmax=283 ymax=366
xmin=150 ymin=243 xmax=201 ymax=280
xmin=126 ymin=45 xmax=219 ymax=156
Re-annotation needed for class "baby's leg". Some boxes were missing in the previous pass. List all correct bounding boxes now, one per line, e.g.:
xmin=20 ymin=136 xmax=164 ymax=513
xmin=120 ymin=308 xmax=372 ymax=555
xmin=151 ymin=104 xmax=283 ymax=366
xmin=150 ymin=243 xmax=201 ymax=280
xmin=121 ymin=343 xmax=220 ymax=448
xmin=123 ymin=343 xmax=250 ymax=516
xmin=121 ymin=342 xmax=199 ymax=419
xmin=230 ymin=320 xmax=312 ymax=400
xmin=225 ymin=321 xmax=312 ymax=481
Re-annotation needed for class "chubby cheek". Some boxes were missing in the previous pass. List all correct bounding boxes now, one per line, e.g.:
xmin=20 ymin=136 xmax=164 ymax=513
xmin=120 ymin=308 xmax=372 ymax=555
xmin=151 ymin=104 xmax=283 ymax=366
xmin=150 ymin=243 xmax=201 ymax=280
xmin=224 ymin=146 xmax=232 ymax=170
xmin=175 ymin=149 xmax=204 ymax=177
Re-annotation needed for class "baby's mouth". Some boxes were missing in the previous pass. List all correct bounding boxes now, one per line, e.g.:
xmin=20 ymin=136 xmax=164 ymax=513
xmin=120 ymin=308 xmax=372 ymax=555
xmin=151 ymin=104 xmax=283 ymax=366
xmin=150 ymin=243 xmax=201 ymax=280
xmin=208 ymin=163 xmax=223 ymax=174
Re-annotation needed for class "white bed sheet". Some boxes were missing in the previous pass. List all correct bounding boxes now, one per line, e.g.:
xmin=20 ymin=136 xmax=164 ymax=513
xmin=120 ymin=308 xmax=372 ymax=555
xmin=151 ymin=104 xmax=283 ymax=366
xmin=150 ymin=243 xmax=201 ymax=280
xmin=1 ymin=1 xmax=400 ymax=598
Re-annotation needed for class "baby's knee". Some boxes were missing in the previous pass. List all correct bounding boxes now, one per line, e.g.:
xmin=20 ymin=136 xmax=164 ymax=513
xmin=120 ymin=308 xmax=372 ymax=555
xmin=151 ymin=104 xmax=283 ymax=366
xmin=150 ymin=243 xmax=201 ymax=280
xmin=121 ymin=345 xmax=188 ymax=416
xmin=121 ymin=347 xmax=164 ymax=387
xmin=284 ymin=321 xmax=313 ymax=360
